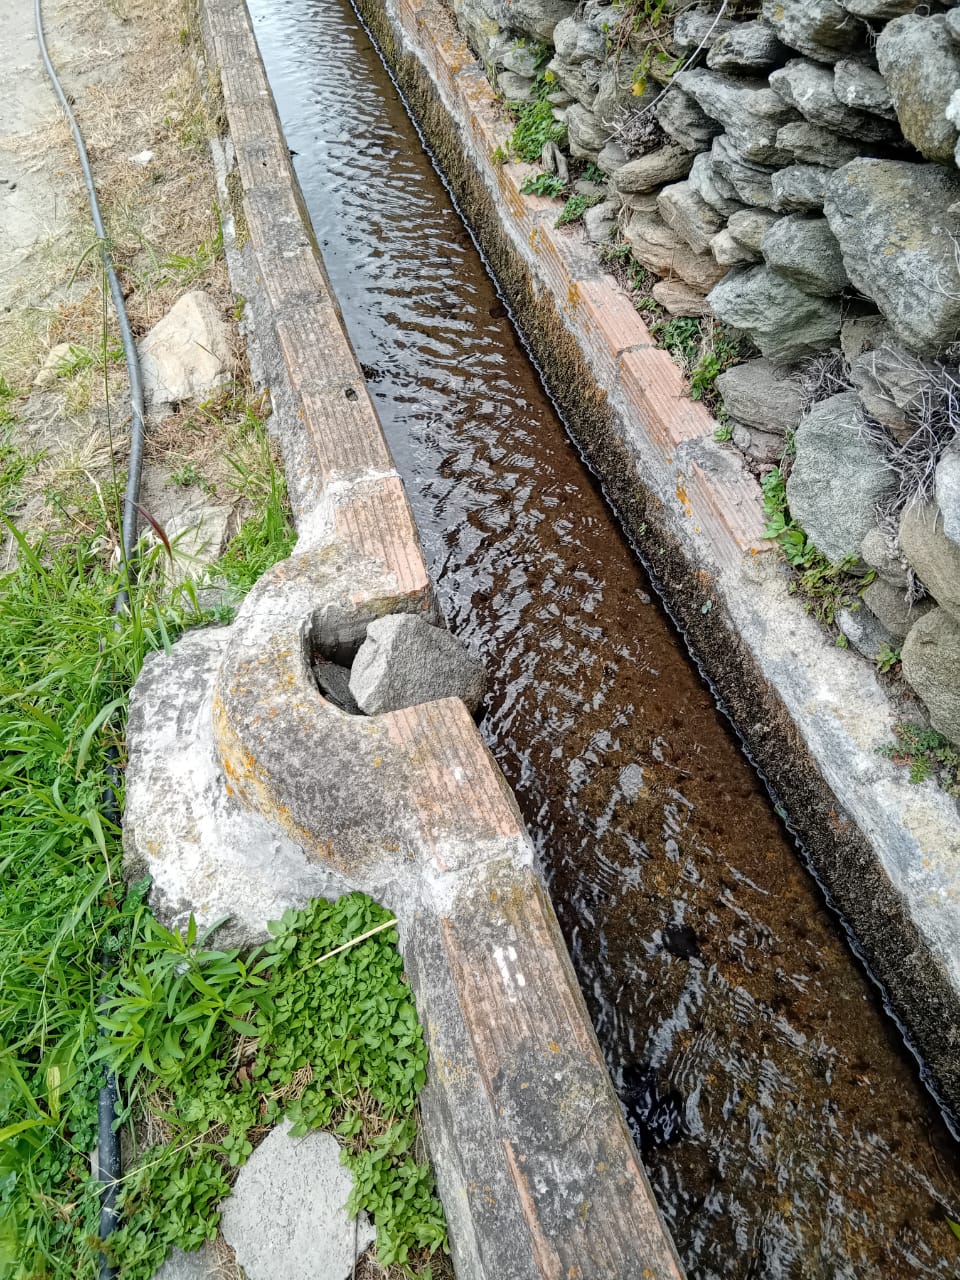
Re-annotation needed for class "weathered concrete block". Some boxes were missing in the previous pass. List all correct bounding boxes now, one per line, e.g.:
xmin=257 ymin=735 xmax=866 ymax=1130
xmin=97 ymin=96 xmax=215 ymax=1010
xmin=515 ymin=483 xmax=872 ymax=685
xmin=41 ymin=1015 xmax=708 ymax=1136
xmin=349 ymin=613 xmax=487 ymax=715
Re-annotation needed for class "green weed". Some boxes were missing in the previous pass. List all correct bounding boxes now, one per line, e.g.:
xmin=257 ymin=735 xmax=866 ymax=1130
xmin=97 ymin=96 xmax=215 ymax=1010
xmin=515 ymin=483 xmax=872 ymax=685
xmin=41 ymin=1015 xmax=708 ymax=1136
xmin=158 ymin=205 xmax=224 ymax=286
xmin=520 ymin=172 xmax=565 ymax=198
xmin=875 ymin=643 xmax=901 ymax=674
xmin=507 ymin=93 xmax=565 ymax=164
xmin=651 ymin=315 xmax=701 ymax=368
xmin=556 ymin=192 xmax=603 ymax=227
xmin=688 ymin=327 xmax=741 ymax=408
xmin=878 ymin=723 xmax=960 ymax=795
xmin=761 ymin=467 xmax=873 ymax=627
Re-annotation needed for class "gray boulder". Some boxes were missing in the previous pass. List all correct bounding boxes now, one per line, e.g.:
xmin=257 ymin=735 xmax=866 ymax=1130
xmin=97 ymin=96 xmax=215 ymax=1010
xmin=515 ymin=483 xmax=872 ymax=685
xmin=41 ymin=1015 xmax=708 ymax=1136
xmin=861 ymin=525 xmax=907 ymax=584
xmin=775 ymin=120 xmax=860 ymax=167
xmin=503 ymin=0 xmax=577 ymax=41
xmin=848 ymin=344 xmax=928 ymax=437
xmin=876 ymin=15 xmax=960 ymax=164
xmin=657 ymin=181 xmax=725 ymax=254
xmin=824 ymin=160 xmax=960 ymax=355
xmin=597 ymin=140 xmax=628 ymax=174
xmin=221 ymin=1122 xmax=376 ymax=1280
xmin=624 ymin=212 xmax=726 ymax=291
xmin=139 ymin=291 xmax=231 ymax=408
xmin=727 ymin=207 xmax=781 ymax=252
xmin=594 ymin=62 xmax=644 ymax=126
xmin=546 ymin=56 xmax=600 ymax=109
xmin=612 ymin=144 xmax=695 ymax=193
xmin=706 ymin=22 xmax=786 ymax=73
xmin=715 ymin=357 xmax=802 ymax=433
xmin=769 ymin=59 xmax=896 ymax=141
xmin=902 ymin=609 xmax=960 ymax=746
xmin=710 ymin=134 xmax=777 ymax=208
xmin=553 ymin=14 xmax=605 ymax=63
xmin=771 ymin=164 xmax=831 ymax=212
xmin=786 ymin=392 xmax=895 ymax=562
xmin=837 ymin=605 xmax=898 ymax=661
xmin=900 ymin=502 xmax=960 ymax=622
xmin=498 ymin=70 xmax=537 ymax=103
xmin=501 ymin=42 xmax=542 ymax=77
xmin=711 ymin=228 xmax=760 ymax=266
xmin=650 ymin=279 xmax=714 ymax=317
xmin=833 ymin=59 xmax=895 ymax=119
xmin=862 ymin=578 xmax=934 ymax=641
xmin=566 ymin=104 xmax=611 ymax=158
xmin=839 ymin=312 xmax=888 ymax=365
xmin=671 ymin=9 xmax=738 ymax=52
xmin=760 ymin=214 xmax=848 ymax=295
xmin=948 ymin=8 xmax=960 ymax=45
xmin=688 ymin=148 xmax=745 ymax=216
xmin=761 ymin=0 xmax=865 ymax=63
xmin=731 ymin=421 xmax=788 ymax=463
xmin=349 ymin=614 xmax=487 ymax=715
xmin=655 ymin=88 xmax=723 ymax=152
xmin=707 ymin=266 xmax=841 ymax=364
xmin=674 ymin=69 xmax=798 ymax=164
xmin=453 ymin=0 xmax=507 ymax=63
xmin=936 ymin=439 xmax=960 ymax=548
xmin=583 ymin=199 xmax=618 ymax=243
xmin=842 ymin=0 xmax=919 ymax=16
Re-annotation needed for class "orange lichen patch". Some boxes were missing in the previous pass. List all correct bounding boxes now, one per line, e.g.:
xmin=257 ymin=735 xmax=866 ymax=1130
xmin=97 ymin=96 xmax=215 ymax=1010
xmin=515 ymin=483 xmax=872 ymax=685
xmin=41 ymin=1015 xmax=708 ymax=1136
xmin=676 ymin=482 xmax=692 ymax=516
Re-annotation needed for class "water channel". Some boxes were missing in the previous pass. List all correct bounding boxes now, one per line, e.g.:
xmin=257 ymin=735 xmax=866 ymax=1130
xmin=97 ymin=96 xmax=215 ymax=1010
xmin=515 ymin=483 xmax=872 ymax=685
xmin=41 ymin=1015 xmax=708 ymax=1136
xmin=247 ymin=1 xmax=960 ymax=1274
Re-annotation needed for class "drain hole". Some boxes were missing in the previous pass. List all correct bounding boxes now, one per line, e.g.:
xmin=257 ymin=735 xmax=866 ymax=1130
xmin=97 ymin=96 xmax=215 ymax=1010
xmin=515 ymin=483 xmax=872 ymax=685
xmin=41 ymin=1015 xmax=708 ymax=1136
xmin=344 ymin=386 xmax=358 ymax=401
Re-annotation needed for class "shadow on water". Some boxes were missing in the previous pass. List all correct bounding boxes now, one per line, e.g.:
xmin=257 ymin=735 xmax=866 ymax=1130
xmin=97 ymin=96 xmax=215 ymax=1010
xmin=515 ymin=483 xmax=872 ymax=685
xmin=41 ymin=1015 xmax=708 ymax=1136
xmin=247 ymin=0 xmax=960 ymax=1273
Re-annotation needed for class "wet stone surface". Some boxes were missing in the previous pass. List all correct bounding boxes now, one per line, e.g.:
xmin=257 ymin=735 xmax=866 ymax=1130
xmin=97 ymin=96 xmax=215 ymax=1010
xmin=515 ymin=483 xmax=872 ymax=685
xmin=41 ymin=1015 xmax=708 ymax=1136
xmin=249 ymin=0 xmax=960 ymax=1276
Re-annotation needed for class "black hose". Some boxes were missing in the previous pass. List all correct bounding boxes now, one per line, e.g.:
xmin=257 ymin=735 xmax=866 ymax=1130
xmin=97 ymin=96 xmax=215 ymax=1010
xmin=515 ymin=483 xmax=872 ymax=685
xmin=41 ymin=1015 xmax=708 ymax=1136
xmin=33 ymin=2 xmax=149 ymax=1274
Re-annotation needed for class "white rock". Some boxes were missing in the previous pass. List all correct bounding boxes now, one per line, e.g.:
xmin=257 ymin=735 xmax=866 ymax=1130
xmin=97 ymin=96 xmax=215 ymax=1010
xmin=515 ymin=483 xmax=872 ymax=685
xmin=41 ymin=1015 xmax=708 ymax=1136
xmin=139 ymin=291 xmax=231 ymax=408
xmin=33 ymin=341 xmax=74 ymax=388
xmin=129 ymin=149 xmax=156 ymax=166
xmin=221 ymin=1122 xmax=376 ymax=1280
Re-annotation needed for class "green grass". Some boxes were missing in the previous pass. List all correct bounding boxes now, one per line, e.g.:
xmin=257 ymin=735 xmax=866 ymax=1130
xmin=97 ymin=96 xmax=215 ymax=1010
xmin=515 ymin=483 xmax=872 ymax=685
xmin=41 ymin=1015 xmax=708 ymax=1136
xmin=507 ymin=92 xmax=565 ymax=164
xmin=0 ymin=385 xmax=445 ymax=1276
xmin=555 ymin=192 xmax=603 ymax=227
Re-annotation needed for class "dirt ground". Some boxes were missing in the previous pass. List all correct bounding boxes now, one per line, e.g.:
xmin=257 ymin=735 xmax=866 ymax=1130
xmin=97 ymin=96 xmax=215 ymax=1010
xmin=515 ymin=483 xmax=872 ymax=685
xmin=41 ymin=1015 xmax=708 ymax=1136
xmin=0 ymin=0 xmax=252 ymax=569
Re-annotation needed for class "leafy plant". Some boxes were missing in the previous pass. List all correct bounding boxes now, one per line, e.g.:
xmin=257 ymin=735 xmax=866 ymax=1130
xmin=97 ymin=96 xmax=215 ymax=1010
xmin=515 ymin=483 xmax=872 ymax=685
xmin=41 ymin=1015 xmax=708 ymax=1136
xmin=556 ymin=192 xmax=603 ymax=227
xmin=507 ymin=93 xmax=565 ymax=164
xmin=713 ymin=421 xmax=733 ymax=442
xmin=520 ymin=172 xmax=566 ymax=198
xmin=688 ymin=327 xmax=742 ymax=408
xmin=875 ymin=643 xmax=901 ymax=674
xmin=491 ymin=144 xmax=508 ymax=167
xmin=651 ymin=316 xmax=701 ymax=369
xmin=879 ymin=723 xmax=960 ymax=795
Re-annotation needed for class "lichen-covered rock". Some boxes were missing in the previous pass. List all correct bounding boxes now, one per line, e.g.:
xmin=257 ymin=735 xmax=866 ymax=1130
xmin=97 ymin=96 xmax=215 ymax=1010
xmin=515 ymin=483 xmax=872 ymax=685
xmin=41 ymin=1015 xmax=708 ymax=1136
xmin=500 ymin=41 xmax=541 ymax=77
xmin=862 ymin=578 xmax=934 ymax=641
xmin=731 ymin=422 xmax=787 ymax=463
xmin=842 ymin=0 xmax=918 ymax=17
xmin=775 ymin=120 xmax=860 ymax=167
xmin=688 ymin=148 xmax=744 ymax=216
xmin=452 ymin=0 xmax=505 ymax=63
xmin=675 ymin=68 xmax=798 ymax=163
xmin=711 ymin=135 xmax=777 ymax=207
xmin=901 ymin=609 xmax=960 ymax=746
xmin=785 ymin=392 xmax=895 ymax=562
xmin=657 ymin=180 xmax=725 ymax=254
xmin=876 ymin=14 xmax=960 ymax=164
xmin=936 ymin=439 xmax=960 ymax=549
xmin=566 ymin=103 xmax=611 ymax=158
xmin=715 ymin=357 xmax=802 ymax=432
xmin=711 ymin=227 xmax=760 ymax=266
xmin=833 ymin=58 xmax=895 ymax=118
xmin=837 ymin=604 xmax=898 ymax=661
xmin=651 ymin=279 xmax=713 ymax=316
xmin=594 ymin=61 xmax=643 ymax=126
xmin=611 ymin=144 xmax=695 ymax=193
xmin=769 ymin=59 xmax=896 ymax=141
xmin=824 ymin=160 xmax=960 ymax=354
xmin=727 ymin=207 xmax=781 ymax=252
xmin=900 ymin=502 xmax=960 ymax=623
xmin=771 ymin=163 xmax=831 ymax=212
xmin=655 ymin=88 xmax=723 ymax=152
xmin=706 ymin=21 xmax=786 ymax=73
xmin=708 ymin=266 xmax=841 ymax=365
xmin=624 ymin=212 xmax=726 ymax=290
xmin=760 ymin=214 xmax=848 ymax=295
xmin=762 ymin=0 xmax=865 ymax=63
xmin=848 ymin=343 xmax=928 ymax=437
xmin=501 ymin=0 xmax=577 ymax=41
xmin=839 ymin=312 xmax=888 ymax=365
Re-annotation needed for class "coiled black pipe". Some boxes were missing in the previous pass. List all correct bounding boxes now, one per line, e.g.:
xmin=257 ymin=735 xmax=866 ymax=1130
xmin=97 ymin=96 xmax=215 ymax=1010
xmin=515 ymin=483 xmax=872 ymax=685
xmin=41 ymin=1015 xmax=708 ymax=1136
xmin=33 ymin=2 xmax=149 ymax=1274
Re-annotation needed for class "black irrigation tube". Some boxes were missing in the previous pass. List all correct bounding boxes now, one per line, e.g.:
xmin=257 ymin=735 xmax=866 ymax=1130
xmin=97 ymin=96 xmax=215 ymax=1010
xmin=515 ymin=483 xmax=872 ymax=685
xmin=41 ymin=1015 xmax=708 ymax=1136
xmin=34 ymin=1 xmax=148 ymax=1274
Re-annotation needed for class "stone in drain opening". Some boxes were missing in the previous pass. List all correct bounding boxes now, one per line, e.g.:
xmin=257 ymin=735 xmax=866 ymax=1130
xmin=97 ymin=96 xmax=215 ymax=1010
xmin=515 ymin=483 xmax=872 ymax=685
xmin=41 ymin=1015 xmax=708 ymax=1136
xmin=313 ymin=658 xmax=362 ymax=715
xmin=349 ymin=613 xmax=487 ymax=715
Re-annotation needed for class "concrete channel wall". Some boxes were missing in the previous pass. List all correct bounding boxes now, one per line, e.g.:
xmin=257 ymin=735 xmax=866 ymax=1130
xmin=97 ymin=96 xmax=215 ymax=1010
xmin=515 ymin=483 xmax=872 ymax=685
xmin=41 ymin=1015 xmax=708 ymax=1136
xmin=339 ymin=0 xmax=960 ymax=1114
xmin=123 ymin=0 xmax=688 ymax=1275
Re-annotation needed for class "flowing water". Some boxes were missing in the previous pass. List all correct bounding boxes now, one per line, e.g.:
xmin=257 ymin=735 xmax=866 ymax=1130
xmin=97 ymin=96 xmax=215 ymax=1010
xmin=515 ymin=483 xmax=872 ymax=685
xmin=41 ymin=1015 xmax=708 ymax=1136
xmin=247 ymin=1 xmax=960 ymax=1273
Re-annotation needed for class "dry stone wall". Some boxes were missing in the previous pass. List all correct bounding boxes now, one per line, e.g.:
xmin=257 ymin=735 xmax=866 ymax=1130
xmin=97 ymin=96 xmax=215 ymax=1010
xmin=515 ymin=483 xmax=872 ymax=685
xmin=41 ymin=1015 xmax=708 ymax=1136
xmin=451 ymin=0 xmax=960 ymax=745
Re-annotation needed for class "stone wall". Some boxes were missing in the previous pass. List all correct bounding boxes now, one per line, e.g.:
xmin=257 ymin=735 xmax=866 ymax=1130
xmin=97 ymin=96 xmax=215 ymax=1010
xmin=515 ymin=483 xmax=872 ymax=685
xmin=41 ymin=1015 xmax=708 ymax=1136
xmin=452 ymin=0 xmax=960 ymax=746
